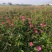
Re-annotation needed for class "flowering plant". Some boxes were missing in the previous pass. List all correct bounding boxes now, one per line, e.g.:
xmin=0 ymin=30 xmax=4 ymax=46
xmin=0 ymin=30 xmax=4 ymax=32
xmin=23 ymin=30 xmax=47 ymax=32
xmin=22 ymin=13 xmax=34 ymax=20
xmin=0 ymin=16 xmax=52 ymax=52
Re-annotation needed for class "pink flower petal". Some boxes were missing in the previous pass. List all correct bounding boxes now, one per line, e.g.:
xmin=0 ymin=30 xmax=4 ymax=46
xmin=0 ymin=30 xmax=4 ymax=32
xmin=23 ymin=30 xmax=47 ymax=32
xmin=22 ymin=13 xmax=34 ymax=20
xmin=1 ymin=22 xmax=5 ymax=25
xmin=36 ymin=46 xmax=42 ymax=51
xmin=29 ymin=42 xmax=33 ymax=47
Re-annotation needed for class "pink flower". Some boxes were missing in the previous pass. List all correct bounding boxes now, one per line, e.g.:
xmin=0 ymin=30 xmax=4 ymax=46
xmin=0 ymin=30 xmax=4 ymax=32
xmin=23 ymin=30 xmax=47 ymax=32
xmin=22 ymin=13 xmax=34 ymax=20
xmin=11 ymin=23 xmax=14 ymax=26
xmin=29 ymin=24 xmax=33 ymax=28
xmin=40 ymin=23 xmax=43 ymax=27
xmin=27 ymin=18 xmax=31 ymax=21
xmin=6 ymin=17 xmax=11 ymax=24
xmin=7 ymin=20 xmax=11 ymax=24
xmin=29 ymin=42 xmax=33 ymax=47
xmin=21 ymin=16 xmax=25 ymax=21
xmin=35 ymin=30 xmax=38 ymax=34
xmin=43 ymin=23 xmax=46 ymax=27
xmin=40 ymin=23 xmax=46 ymax=27
xmin=28 ymin=21 xmax=31 ymax=24
xmin=34 ymin=28 xmax=38 ymax=34
xmin=21 ymin=16 xmax=25 ymax=19
xmin=5 ymin=17 xmax=9 ymax=20
xmin=36 ymin=46 xmax=42 ymax=51
xmin=34 ymin=28 xmax=36 ymax=31
xmin=1 ymin=22 xmax=5 ymax=25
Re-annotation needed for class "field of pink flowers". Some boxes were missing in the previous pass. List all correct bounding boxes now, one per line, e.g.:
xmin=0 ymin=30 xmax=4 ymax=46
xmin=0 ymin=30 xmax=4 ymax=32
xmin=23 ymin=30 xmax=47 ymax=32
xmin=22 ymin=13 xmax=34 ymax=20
xmin=0 ymin=6 xmax=52 ymax=52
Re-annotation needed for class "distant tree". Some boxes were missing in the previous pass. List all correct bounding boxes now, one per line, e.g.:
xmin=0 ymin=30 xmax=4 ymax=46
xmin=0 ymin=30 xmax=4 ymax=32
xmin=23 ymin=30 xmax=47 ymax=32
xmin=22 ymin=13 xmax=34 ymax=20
xmin=3 ymin=3 xmax=5 ymax=5
xmin=8 ymin=2 xmax=12 ymax=5
xmin=46 ymin=4 xmax=50 ymax=6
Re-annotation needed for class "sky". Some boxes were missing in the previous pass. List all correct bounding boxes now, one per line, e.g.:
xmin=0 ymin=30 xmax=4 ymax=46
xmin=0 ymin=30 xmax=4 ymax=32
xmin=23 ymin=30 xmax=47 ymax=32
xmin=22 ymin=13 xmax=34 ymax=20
xmin=0 ymin=0 xmax=52 ymax=5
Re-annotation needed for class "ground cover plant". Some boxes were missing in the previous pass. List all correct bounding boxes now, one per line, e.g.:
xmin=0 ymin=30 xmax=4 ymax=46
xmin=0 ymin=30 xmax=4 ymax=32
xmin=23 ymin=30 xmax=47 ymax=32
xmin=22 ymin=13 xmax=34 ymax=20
xmin=0 ymin=6 xmax=52 ymax=52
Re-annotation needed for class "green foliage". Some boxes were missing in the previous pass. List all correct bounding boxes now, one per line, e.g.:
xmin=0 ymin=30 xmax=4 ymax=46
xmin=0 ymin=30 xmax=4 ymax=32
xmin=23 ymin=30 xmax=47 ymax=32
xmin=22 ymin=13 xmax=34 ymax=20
xmin=0 ymin=6 xmax=52 ymax=52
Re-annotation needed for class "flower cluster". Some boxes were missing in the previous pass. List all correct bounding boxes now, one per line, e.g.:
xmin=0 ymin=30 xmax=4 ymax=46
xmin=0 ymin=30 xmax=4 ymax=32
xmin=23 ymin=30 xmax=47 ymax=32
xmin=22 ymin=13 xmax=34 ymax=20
xmin=1 ymin=17 xmax=14 ymax=27
xmin=0 ymin=16 xmax=52 ymax=52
